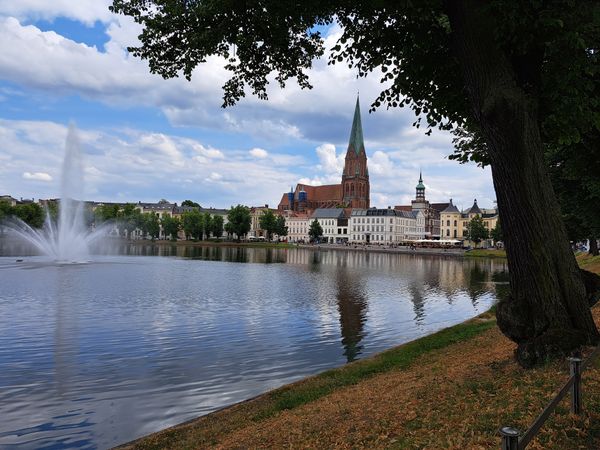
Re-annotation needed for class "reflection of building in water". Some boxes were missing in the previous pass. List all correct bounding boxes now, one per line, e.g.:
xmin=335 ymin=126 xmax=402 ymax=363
xmin=334 ymin=264 xmax=368 ymax=362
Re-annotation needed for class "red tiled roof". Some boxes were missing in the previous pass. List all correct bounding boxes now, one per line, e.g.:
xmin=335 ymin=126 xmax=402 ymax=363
xmin=296 ymin=183 xmax=342 ymax=203
xmin=394 ymin=205 xmax=412 ymax=211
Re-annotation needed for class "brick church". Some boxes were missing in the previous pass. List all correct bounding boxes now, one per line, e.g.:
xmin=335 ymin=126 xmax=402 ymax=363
xmin=278 ymin=97 xmax=370 ymax=213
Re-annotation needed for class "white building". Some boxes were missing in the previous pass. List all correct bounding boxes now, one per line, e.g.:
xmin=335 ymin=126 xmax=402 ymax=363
xmin=285 ymin=213 xmax=310 ymax=243
xmin=310 ymin=208 xmax=349 ymax=243
xmin=349 ymin=208 xmax=425 ymax=244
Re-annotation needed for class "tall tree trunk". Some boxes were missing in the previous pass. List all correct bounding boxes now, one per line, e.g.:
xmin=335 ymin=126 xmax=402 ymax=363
xmin=589 ymin=237 xmax=599 ymax=256
xmin=447 ymin=0 xmax=599 ymax=367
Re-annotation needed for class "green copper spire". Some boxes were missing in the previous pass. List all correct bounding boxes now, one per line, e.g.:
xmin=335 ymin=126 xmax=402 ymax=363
xmin=416 ymin=171 xmax=425 ymax=189
xmin=347 ymin=96 xmax=364 ymax=155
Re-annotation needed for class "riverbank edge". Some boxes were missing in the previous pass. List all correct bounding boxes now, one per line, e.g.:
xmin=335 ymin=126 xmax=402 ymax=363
xmin=126 ymin=239 xmax=509 ymax=259
xmin=115 ymin=309 xmax=498 ymax=450
xmin=116 ymin=255 xmax=600 ymax=449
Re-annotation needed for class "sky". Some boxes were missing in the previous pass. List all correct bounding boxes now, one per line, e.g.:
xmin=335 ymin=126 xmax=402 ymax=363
xmin=0 ymin=1 xmax=496 ymax=211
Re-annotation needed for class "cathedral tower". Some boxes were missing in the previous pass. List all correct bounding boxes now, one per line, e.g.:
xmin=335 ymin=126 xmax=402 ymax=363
xmin=342 ymin=97 xmax=370 ymax=209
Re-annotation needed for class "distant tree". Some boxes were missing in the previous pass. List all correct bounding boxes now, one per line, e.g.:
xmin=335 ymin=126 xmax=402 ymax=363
xmin=275 ymin=215 xmax=288 ymax=239
xmin=226 ymin=205 xmax=251 ymax=241
xmin=14 ymin=203 xmax=45 ymax=228
xmin=181 ymin=199 xmax=200 ymax=208
xmin=95 ymin=204 xmax=120 ymax=223
xmin=308 ymin=219 xmax=323 ymax=243
xmin=211 ymin=215 xmax=224 ymax=238
xmin=145 ymin=213 xmax=160 ymax=240
xmin=181 ymin=209 xmax=203 ymax=240
xmin=161 ymin=215 xmax=180 ymax=241
xmin=224 ymin=221 xmax=234 ymax=240
xmin=259 ymin=210 xmax=277 ymax=241
xmin=0 ymin=200 xmax=14 ymax=222
xmin=158 ymin=199 xmax=170 ymax=205
xmin=467 ymin=215 xmax=489 ymax=248
xmin=203 ymin=212 xmax=213 ymax=239
xmin=119 ymin=203 xmax=136 ymax=217
xmin=491 ymin=221 xmax=503 ymax=244
xmin=45 ymin=200 xmax=59 ymax=222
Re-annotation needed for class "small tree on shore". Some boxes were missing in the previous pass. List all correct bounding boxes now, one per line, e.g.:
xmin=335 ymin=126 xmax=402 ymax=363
xmin=491 ymin=221 xmax=503 ymax=244
xmin=212 ymin=215 xmax=224 ymax=239
xmin=275 ymin=215 xmax=288 ymax=240
xmin=259 ymin=210 xmax=277 ymax=241
xmin=308 ymin=219 xmax=323 ymax=243
xmin=467 ymin=215 xmax=488 ymax=248
xmin=227 ymin=205 xmax=251 ymax=241
xmin=160 ymin=215 xmax=180 ymax=241
xmin=145 ymin=213 xmax=160 ymax=241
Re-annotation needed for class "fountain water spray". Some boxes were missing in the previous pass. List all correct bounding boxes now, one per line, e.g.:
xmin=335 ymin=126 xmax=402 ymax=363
xmin=5 ymin=124 xmax=107 ymax=261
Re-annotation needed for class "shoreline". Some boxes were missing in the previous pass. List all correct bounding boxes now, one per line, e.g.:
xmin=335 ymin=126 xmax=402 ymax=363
xmin=115 ymin=308 xmax=499 ymax=449
xmin=124 ymin=239 xmax=508 ymax=259
xmin=114 ymin=254 xmax=599 ymax=449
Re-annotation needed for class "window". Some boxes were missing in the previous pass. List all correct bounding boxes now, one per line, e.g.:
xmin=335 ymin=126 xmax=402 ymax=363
xmin=447 ymin=220 xmax=450 ymax=226
xmin=454 ymin=220 xmax=457 ymax=226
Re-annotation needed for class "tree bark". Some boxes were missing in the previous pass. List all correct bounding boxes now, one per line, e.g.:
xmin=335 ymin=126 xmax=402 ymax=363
xmin=447 ymin=0 xmax=599 ymax=367
xmin=589 ymin=237 xmax=599 ymax=256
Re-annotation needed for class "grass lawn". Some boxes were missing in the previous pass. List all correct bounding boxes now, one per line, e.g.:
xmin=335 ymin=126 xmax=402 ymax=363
xmin=119 ymin=256 xmax=600 ymax=450
xmin=465 ymin=248 xmax=507 ymax=258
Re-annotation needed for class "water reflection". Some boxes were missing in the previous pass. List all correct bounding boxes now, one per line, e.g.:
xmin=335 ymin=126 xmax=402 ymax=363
xmin=333 ymin=254 xmax=368 ymax=362
xmin=0 ymin=244 xmax=508 ymax=449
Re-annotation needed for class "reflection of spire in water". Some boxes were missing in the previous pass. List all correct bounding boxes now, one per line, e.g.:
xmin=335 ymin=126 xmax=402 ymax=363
xmin=335 ymin=262 xmax=368 ymax=362
xmin=407 ymin=282 xmax=426 ymax=325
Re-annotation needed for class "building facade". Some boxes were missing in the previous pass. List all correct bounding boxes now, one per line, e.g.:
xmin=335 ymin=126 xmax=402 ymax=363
xmin=349 ymin=208 xmax=425 ymax=244
xmin=310 ymin=208 xmax=349 ymax=243
xmin=285 ymin=213 xmax=310 ymax=243
xmin=440 ymin=198 xmax=499 ymax=246
xmin=395 ymin=172 xmax=448 ymax=239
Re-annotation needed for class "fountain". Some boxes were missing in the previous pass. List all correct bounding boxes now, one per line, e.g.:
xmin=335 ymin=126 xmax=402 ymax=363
xmin=4 ymin=123 xmax=107 ymax=262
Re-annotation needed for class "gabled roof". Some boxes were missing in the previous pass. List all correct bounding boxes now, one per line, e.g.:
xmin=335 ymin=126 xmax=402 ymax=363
xmin=467 ymin=199 xmax=482 ymax=215
xmin=441 ymin=199 xmax=460 ymax=214
xmin=347 ymin=96 xmax=365 ymax=156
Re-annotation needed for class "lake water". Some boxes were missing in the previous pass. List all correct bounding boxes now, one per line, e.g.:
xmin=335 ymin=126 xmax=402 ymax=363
xmin=0 ymin=243 xmax=508 ymax=449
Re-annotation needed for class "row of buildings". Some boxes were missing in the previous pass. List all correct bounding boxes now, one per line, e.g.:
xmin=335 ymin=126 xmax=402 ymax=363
xmin=272 ymin=97 xmax=498 ymax=245
xmin=3 ymin=97 xmax=498 ymax=245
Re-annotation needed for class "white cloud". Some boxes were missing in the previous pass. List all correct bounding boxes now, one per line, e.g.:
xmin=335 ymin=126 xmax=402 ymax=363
xmin=249 ymin=148 xmax=268 ymax=158
xmin=315 ymin=143 xmax=344 ymax=174
xmin=23 ymin=171 xmax=52 ymax=181
xmin=0 ymin=119 xmax=307 ymax=207
xmin=0 ymin=0 xmax=114 ymax=25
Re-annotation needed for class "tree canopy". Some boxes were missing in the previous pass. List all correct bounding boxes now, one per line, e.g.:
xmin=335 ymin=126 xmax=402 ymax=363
xmin=309 ymin=219 xmax=323 ymax=243
xmin=467 ymin=215 xmax=489 ymax=247
xmin=226 ymin=205 xmax=251 ymax=241
xmin=259 ymin=210 xmax=277 ymax=241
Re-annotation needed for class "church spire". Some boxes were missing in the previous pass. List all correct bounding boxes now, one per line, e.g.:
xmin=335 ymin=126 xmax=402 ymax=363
xmin=347 ymin=96 xmax=364 ymax=155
